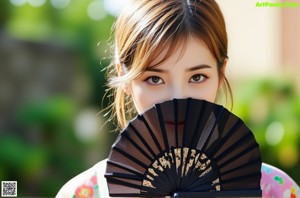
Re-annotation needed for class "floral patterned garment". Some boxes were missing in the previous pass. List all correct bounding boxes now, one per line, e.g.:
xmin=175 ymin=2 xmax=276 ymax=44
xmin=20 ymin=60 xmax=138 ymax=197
xmin=72 ymin=174 xmax=100 ymax=198
xmin=261 ymin=163 xmax=299 ymax=198
xmin=56 ymin=161 xmax=300 ymax=198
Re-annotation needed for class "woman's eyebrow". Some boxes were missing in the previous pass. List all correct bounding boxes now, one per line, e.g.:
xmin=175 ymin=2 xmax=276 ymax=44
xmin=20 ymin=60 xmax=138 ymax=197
xmin=144 ymin=67 xmax=167 ymax=73
xmin=186 ymin=64 xmax=212 ymax=72
xmin=144 ymin=64 xmax=211 ymax=73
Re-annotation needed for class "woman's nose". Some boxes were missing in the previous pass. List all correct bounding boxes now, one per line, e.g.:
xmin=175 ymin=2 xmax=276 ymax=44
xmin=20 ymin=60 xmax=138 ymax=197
xmin=171 ymin=85 xmax=186 ymax=99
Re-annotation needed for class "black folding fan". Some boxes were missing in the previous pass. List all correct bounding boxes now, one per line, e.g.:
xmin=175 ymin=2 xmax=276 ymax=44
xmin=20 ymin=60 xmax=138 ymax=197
xmin=105 ymin=98 xmax=262 ymax=197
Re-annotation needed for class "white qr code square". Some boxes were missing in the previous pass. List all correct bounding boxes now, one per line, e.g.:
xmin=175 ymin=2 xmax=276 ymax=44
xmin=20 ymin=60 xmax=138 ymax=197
xmin=1 ymin=181 xmax=17 ymax=197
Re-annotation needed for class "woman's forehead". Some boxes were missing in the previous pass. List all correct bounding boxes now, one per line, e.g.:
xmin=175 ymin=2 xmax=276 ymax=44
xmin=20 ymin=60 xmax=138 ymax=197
xmin=147 ymin=36 xmax=214 ymax=69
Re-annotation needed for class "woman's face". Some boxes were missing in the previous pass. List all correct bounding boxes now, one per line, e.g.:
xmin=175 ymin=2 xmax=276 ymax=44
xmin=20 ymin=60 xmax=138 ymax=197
xmin=128 ymin=36 xmax=224 ymax=114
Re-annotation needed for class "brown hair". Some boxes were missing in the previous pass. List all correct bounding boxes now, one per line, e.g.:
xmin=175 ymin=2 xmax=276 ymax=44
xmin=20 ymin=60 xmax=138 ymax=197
xmin=106 ymin=0 xmax=232 ymax=129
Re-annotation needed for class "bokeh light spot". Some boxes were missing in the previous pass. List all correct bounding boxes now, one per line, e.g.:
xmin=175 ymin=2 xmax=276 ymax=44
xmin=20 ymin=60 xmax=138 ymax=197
xmin=87 ymin=0 xmax=107 ymax=21
xmin=10 ymin=0 xmax=26 ymax=6
xmin=27 ymin=0 xmax=46 ymax=7
xmin=265 ymin=121 xmax=285 ymax=146
xmin=50 ymin=0 xmax=71 ymax=9
xmin=103 ymin=0 xmax=132 ymax=16
xmin=74 ymin=109 xmax=101 ymax=143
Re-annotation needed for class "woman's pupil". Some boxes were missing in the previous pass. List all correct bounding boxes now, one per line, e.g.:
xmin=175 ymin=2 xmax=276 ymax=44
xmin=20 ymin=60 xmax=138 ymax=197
xmin=152 ymin=77 xmax=160 ymax=83
xmin=193 ymin=75 xmax=200 ymax=81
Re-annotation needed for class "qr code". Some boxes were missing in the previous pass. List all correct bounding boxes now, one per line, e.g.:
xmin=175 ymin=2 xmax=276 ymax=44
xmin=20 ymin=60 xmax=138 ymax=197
xmin=1 ymin=181 xmax=17 ymax=197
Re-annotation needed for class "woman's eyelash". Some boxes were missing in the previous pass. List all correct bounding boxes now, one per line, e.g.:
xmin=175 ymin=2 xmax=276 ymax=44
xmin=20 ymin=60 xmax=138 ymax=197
xmin=143 ymin=74 xmax=208 ymax=85
xmin=189 ymin=74 xmax=208 ymax=83
xmin=144 ymin=76 xmax=164 ymax=85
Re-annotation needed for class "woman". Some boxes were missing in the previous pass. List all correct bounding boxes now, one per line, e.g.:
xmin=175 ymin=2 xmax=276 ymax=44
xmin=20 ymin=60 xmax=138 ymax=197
xmin=57 ymin=0 xmax=299 ymax=197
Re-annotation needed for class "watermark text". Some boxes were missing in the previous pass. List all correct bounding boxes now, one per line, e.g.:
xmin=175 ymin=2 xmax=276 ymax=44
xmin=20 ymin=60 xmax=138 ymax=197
xmin=256 ymin=2 xmax=299 ymax=8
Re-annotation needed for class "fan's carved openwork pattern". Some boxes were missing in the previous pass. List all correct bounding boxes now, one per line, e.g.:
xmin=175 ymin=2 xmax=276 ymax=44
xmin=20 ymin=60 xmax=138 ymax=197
xmin=142 ymin=148 xmax=220 ymax=192
xmin=105 ymin=98 xmax=262 ymax=197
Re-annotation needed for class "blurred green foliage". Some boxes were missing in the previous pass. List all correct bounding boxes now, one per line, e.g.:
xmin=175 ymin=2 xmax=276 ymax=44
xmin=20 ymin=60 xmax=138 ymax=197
xmin=0 ymin=1 xmax=299 ymax=197
xmin=0 ymin=0 xmax=117 ymax=196
xmin=233 ymin=78 xmax=300 ymax=183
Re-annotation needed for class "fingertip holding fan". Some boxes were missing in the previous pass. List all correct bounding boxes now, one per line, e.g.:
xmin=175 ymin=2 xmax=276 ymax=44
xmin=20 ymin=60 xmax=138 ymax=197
xmin=105 ymin=98 xmax=262 ymax=197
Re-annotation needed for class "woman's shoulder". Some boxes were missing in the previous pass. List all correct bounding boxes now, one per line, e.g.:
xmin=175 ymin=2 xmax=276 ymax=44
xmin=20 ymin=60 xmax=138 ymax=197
xmin=261 ymin=162 xmax=300 ymax=197
xmin=56 ymin=159 xmax=108 ymax=198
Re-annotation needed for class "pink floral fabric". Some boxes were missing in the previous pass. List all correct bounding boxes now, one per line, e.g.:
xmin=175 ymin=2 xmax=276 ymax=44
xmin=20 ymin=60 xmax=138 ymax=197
xmin=261 ymin=163 xmax=299 ymax=198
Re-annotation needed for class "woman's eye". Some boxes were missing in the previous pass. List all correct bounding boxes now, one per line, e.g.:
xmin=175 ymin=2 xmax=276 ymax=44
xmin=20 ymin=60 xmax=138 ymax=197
xmin=189 ymin=74 xmax=207 ymax=83
xmin=145 ymin=76 xmax=164 ymax=85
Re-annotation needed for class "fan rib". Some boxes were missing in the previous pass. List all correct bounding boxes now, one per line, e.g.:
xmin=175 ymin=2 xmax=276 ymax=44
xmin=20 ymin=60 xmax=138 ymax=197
xmin=180 ymin=154 xmax=215 ymax=189
xmin=128 ymin=123 xmax=157 ymax=158
xmin=201 ymin=107 xmax=225 ymax=152
xmin=220 ymin=157 xmax=261 ymax=176
xmin=138 ymin=117 xmax=178 ymax=189
xmin=106 ymin=172 xmax=142 ymax=181
xmin=189 ymin=100 xmax=205 ymax=149
xmin=170 ymin=147 xmax=182 ymax=190
xmin=195 ymin=107 xmax=223 ymax=151
xmin=106 ymin=160 xmax=145 ymax=178
xmin=184 ymin=153 xmax=219 ymax=190
xmin=222 ymin=117 xmax=243 ymax=140
xmin=177 ymin=99 xmax=194 ymax=188
xmin=186 ymin=165 xmax=220 ymax=191
xmin=207 ymin=115 xmax=257 ymax=164
xmin=114 ymin=147 xmax=148 ymax=169
xmin=106 ymin=161 xmax=171 ymax=193
xmin=122 ymin=130 xmax=153 ymax=161
xmin=215 ymin=133 xmax=257 ymax=166
xmin=182 ymin=98 xmax=191 ymax=147
xmin=204 ymin=114 xmax=242 ymax=157
xmin=140 ymin=117 xmax=178 ymax=190
xmin=180 ymin=99 xmax=192 ymax=185
xmin=139 ymin=115 xmax=163 ymax=153
xmin=217 ymin=141 xmax=259 ymax=169
xmin=181 ymin=148 xmax=193 ymax=188
xmin=155 ymin=104 xmax=169 ymax=150
xmin=106 ymin=177 xmax=142 ymax=190
xmin=220 ymin=172 xmax=261 ymax=188
xmin=174 ymin=99 xmax=179 ymax=147
xmin=183 ymin=100 xmax=214 ymax=187
xmin=181 ymin=100 xmax=205 ymax=183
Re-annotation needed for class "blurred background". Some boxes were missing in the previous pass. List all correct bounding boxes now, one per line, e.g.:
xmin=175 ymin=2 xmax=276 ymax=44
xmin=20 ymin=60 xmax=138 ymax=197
xmin=0 ymin=0 xmax=299 ymax=196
